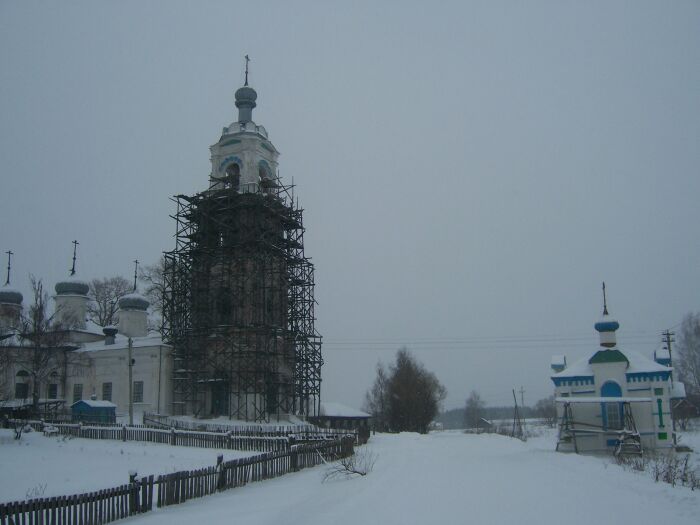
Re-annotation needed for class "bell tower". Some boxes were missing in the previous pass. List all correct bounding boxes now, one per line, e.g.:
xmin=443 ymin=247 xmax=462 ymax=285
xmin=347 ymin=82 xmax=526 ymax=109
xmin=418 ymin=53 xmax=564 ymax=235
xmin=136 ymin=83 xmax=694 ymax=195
xmin=164 ymin=59 xmax=323 ymax=422
xmin=208 ymin=59 xmax=279 ymax=193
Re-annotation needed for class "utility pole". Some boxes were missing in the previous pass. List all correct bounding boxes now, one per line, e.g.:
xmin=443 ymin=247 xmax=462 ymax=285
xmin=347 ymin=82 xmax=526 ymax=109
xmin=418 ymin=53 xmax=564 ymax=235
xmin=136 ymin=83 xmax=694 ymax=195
xmin=128 ymin=337 xmax=134 ymax=426
xmin=519 ymin=386 xmax=525 ymax=408
xmin=662 ymin=329 xmax=675 ymax=382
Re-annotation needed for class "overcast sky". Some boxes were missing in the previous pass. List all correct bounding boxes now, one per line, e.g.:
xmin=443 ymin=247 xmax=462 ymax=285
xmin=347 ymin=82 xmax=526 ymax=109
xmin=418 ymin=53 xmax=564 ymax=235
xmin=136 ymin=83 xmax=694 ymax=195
xmin=1 ymin=0 xmax=699 ymax=410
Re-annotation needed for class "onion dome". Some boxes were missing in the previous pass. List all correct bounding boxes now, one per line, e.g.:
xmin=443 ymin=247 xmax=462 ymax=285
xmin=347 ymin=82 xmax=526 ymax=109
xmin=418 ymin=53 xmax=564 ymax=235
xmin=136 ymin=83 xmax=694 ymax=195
xmin=594 ymin=313 xmax=619 ymax=349
xmin=235 ymin=85 xmax=257 ymax=122
xmin=594 ymin=315 xmax=620 ymax=333
xmin=118 ymin=292 xmax=149 ymax=311
xmin=55 ymin=275 xmax=89 ymax=296
xmin=0 ymin=285 xmax=23 ymax=305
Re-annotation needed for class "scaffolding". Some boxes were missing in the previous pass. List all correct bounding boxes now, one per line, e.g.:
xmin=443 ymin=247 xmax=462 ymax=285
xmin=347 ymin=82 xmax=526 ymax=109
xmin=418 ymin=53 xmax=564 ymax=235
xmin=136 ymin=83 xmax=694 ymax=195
xmin=163 ymin=180 xmax=322 ymax=422
xmin=555 ymin=398 xmax=643 ymax=456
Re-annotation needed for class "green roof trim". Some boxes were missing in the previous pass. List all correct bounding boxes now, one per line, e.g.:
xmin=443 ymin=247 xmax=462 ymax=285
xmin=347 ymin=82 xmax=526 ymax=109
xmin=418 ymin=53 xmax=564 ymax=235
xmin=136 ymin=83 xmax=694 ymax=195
xmin=261 ymin=142 xmax=274 ymax=153
xmin=220 ymin=139 xmax=241 ymax=147
xmin=589 ymin=349 xmax=629 ymax=365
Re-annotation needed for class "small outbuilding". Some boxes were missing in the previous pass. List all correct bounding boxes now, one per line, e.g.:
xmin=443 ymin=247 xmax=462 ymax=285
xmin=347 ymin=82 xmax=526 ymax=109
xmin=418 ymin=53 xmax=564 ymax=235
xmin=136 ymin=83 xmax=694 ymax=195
xmin=71 ymin=399 xmax=117 ymax=424
xmin=310 ymin=402 xmax=371 ymax=443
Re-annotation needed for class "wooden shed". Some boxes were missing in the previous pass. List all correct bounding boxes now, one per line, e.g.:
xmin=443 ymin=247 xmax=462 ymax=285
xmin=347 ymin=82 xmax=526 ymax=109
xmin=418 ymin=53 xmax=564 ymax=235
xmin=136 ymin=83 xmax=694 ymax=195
xmin=70 ymin=399 xmax=117 ymax=424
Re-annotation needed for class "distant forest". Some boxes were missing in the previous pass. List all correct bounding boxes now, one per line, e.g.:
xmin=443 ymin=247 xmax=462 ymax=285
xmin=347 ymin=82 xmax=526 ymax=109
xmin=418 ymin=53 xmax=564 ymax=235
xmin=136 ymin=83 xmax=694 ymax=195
xmin=438 ymin=406 xmax=535 ymax=429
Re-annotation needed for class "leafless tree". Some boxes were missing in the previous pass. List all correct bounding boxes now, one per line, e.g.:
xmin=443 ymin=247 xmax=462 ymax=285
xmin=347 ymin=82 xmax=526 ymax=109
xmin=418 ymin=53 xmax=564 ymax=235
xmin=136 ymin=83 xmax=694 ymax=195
xmin=139 ymin=257 xmax=166 ymax=333
xmin=363 ymin=362 xmax=390 ymax=432
xmin=464 ymin=390 xmax=485 ymax=431
xmin=533 ymin=394 xmax=557 ymax=427
xmin=15 ymin=277 xmax=78 ymax=415
xmin=323 ymin=448 xmax=377 ymax=482
xmin=87 ymin=276 xmax=131 ymax=327
xmin=676 ymin=313 xmax=700 ymax=396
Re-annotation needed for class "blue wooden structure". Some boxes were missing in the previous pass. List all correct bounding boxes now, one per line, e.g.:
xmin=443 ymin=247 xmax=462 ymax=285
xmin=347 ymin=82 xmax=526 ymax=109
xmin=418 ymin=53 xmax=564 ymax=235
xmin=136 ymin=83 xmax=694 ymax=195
xmin=70 ymin=399 xmax=117 ymax=424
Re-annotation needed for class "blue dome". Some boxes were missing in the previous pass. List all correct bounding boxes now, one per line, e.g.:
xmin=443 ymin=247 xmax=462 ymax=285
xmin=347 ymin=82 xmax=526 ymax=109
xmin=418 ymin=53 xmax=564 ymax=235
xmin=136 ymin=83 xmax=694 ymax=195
xmin=55 ymin=277 xmax=89 ymax=296
xmin=118 ymin=292 xmax=149 ymax=311
xmin=594 ymin=317 xmax=620 ymax=332
xmin=0 ymin=286 xmax=23 ymax=305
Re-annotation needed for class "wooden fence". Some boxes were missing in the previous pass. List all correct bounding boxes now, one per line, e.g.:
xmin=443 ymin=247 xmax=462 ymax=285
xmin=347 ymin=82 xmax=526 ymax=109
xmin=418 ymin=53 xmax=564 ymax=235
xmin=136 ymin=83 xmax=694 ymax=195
xmin=48 ymin=423 xmax=292 ymax=452
xmin=143 ymin=413 xmax=358 ymax=442
xmin=0 ymin=438 xmax=354 ymax=525
xmin=0 ymin=476 xmax=154 ymax=525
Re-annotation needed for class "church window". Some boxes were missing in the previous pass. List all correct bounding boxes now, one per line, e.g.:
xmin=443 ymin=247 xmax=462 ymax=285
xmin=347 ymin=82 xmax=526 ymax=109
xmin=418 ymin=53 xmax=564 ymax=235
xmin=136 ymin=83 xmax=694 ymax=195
xmin=133 ymin=381 xmax=144 ymax=403
xmin=73 ymin=383 xmax=83 ymax=403
xmin=102 ymin=382 xmax=113 ymax=401
xmin=600 ymin=381 xmax=623 ymax=430
xmin=225 ymin=163 xmax=240 ymax=190
xmin=14 ymin=370 xmax=29 ymax=399
xmin=48 ymin=384 xmax=58 ymax=399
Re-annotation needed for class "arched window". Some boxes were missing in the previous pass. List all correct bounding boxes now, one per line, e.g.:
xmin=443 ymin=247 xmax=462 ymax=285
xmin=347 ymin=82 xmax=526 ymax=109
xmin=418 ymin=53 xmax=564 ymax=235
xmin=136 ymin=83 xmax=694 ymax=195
xmin=15 ymin=370 xmax=29 ymax=400
xmin=258 ymin=161 xmax=274 ymax=194
xmin=601 ymin=381 xmax=623 ymax=430
xmin=225 ymin=163 xmax=240 ymax=191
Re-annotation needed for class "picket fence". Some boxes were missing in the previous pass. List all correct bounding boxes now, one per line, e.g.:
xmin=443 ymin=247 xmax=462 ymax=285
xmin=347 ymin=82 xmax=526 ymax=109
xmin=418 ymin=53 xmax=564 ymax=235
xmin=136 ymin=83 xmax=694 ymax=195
xmin=143 ymin=413 xmax=358 ymax=442
xmin=0 ymin=438 xmax=354 ymax=525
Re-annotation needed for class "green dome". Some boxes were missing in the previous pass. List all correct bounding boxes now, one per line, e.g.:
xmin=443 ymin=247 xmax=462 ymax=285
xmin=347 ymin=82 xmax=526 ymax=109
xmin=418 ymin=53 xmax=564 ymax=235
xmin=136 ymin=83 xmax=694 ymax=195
xmin=118 ymin=292 xmax=149 ymax=311
xmin=0 ymin=286 xmax=22 ymax=305
xmin=55 ymin=277 xmax=89 ymax=296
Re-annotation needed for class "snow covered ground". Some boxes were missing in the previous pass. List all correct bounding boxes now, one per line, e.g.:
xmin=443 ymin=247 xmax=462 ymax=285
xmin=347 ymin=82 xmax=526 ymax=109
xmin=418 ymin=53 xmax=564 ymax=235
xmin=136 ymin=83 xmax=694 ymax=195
xmin=124 ymin=429 xmax=698 ymax=525
xmin=0 ymin=429 xmax=255 ymax=502
xmin=2 ymin=428 xmax=699 ymax=524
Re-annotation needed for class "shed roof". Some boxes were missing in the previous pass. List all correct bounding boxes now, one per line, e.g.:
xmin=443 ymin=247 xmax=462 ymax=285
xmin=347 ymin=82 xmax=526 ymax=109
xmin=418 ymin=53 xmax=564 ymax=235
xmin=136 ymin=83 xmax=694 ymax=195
xmin=71 ymin=400 xmax=117 ymax=408
xmin=320 ymin=402 xmax=370 ymax=418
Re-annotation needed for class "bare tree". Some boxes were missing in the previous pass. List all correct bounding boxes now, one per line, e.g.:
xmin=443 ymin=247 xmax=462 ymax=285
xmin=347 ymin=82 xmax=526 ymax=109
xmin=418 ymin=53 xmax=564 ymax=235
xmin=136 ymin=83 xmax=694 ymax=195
xmin=533 ymin=394 xmax=557 ymax=427
xmin=363 ymin=362 xmax=390 ymax=432
xmin=15 ymin=277 xmax=77 ymax=414
xmin=464 ymin=390 xmax=485 ymax=431
xmin=87 ymin=276 xmax=131 ymax=327
xmin=323 ymin=448 xmax=377 ymax=482
xmin=139 ymin=257 xmax=166 ymax=333
xmin=676 ymin=313 xmax=700 ymax=396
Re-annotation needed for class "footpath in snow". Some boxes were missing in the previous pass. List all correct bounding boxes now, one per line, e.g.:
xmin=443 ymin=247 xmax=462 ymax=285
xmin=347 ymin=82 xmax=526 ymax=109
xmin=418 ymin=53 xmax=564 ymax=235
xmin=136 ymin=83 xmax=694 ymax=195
xmin=123 ymin=430 xmax=699 ymax=525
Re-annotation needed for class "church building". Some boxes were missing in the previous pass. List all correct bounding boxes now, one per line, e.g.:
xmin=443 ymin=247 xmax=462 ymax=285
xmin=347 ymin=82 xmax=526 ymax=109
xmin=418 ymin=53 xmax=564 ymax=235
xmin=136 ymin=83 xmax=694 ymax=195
xmin=551 ymin=289 xmax=686 ymax=454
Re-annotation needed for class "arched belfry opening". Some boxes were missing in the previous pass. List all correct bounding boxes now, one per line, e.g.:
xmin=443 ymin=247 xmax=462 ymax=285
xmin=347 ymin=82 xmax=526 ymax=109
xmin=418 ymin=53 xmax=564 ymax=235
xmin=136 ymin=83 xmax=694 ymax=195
xmin=225 ymin=163 xmax=241 ymax=191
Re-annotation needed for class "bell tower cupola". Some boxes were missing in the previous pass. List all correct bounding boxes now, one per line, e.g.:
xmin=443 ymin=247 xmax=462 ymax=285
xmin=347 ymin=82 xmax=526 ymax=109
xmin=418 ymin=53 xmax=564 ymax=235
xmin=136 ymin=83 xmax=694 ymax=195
xmin=208 ymin=56 xmax=280 ymax=194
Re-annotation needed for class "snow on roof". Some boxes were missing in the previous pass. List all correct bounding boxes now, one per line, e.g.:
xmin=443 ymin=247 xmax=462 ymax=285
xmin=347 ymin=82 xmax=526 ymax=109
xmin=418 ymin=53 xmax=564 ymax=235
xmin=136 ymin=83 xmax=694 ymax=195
xmin=320 ymin=402 xmax=370 ymax=418
xmin=76 ymin=333 xmax=168 ymax=353
xmin=655 ymin=347 xmax=670 ymax=359
xmin=671 ymin=382 xmax=686 ymax=399
xmin=72 ymin=400 xmax=117 ymax=408
xmin=556 ymin=397 xmax=652 ymax=404
xmin=551 ymin=347 xmax=670 ymax=379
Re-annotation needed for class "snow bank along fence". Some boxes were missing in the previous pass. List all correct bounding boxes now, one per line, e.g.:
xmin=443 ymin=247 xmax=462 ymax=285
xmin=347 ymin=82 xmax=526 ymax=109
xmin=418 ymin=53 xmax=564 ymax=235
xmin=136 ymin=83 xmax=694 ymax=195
xmin=142 ymin=413 xmax=360 ymax=443
xmin=0 ymin=437 xmax=354 ymax=525
xmin=38 ymin=422 xmax=291 ymax=452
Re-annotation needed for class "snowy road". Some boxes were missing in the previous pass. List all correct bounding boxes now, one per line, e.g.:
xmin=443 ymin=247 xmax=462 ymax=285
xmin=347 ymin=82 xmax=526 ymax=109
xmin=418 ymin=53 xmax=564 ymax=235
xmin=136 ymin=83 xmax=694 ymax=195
xmin=125 ymin=430 xmax=699 ymax=525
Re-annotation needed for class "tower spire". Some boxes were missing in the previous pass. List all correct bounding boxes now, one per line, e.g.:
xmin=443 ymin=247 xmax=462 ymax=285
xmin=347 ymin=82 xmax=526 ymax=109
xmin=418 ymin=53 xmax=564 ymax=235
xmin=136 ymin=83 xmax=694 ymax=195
xmin=602 ymin=281 xmax=608 ymax=316
xmin=70 ymin=240 xmax=79 ymax=276
xmin=244 ymin=55 xmax=250 ymax=86
xmin=5 ymin=250 xmax=13 ymax=286
xmin=133 ymin=259 xmax=139 ymax=292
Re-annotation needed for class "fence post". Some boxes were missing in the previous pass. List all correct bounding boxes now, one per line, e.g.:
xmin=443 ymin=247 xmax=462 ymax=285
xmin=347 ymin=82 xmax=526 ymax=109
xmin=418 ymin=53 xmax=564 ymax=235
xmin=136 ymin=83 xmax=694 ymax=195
xmin=289 ymin=437 xmax=298 ymax=472
xmin=128 ymin=471 xmax=139 ymax=514
xmin=170 ymin=428 xmax=176 ymax=446
xmin=216 ymin=454 xmax=225 ymax=490
xmin=122 ymin=425 xmax=127 ymax=442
